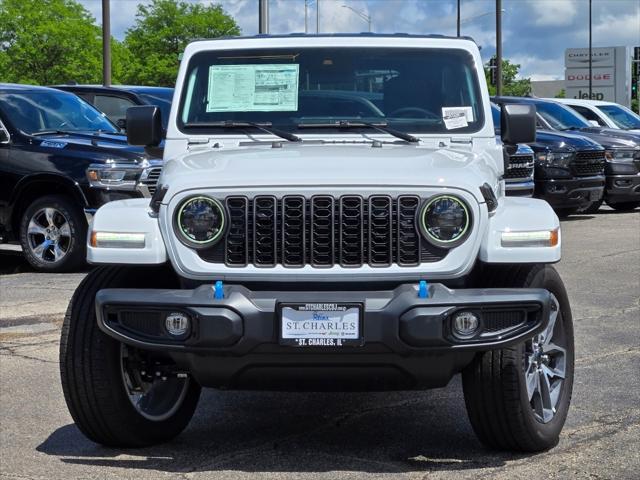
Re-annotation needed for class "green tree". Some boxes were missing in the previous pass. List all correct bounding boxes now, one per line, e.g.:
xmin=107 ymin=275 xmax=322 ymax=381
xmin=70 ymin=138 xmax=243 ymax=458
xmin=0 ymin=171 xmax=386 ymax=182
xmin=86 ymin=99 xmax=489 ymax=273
xmin=555 ymin=89 xmax=566 ymax=98
xmin=0 ymin=0 xmax=112 ymax=84
xmin=484 ymin=57 xmax=532 ymax=97
xmin=122 ymin=0 xmax=240 ymax=86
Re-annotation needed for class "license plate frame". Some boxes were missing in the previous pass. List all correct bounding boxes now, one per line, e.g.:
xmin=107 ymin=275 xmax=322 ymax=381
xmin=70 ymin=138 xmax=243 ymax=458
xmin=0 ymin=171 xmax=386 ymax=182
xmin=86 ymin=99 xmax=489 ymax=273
xmin=278 ymin=302 xmax=364 ymax=347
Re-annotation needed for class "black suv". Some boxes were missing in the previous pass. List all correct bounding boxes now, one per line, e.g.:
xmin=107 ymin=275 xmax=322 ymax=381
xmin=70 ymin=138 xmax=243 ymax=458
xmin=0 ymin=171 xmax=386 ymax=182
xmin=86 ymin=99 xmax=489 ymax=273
xmin=53 ymin=85 xmax=173 ymax=131
xmin=492 ymin=101 xmax=606 ymax=216
xmin=494 ymin=97 xmax=640 ymax=212
xmin=0 ymin=84 xmax=162 ymax=272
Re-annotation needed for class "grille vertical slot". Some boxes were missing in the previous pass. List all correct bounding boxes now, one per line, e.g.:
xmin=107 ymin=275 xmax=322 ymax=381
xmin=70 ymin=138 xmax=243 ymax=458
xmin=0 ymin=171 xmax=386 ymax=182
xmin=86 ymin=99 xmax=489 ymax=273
xmin=282 ymin=196 xmax=306 ymax=267
xmin=310 ymin=196 xmax=335 ymax=267
xmin=397 ymin=196 xmax=421 ymax=266
xmin=339 ymin=196 xmax=364 ymax=267
xmin=253 ymin=196 xmax=277 ymax=266
xmin=368 ymin=195 xmax=393 ymax=266
xmin=225 ymin=196 xmax=249 ymax=266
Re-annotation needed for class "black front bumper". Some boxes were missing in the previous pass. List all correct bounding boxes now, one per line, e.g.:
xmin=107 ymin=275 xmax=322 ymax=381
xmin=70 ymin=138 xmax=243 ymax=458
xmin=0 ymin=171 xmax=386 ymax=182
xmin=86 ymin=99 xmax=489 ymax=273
xmin=95 ymin=284 xmax=551 ymax=390
xmin=535 ymin=175 xmax=604 ymax=208
xmin=605 ymin=174 xmax=640 ymax=204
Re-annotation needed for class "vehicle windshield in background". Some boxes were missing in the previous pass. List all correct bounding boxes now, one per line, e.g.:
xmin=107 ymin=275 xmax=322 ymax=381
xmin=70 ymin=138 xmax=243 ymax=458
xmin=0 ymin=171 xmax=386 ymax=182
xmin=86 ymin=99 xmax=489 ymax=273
xmin=536 ymin=101 xmax=590 ymax=131
xmin=138 ymin=89 xmax=173 ymax=128
xmin=597 ymin=105 xmax=640 ymax=130
xmin=0 ymin=91 xmax=118 ymax=135
xmin=178 ymin=47 xmax=485 ymax=135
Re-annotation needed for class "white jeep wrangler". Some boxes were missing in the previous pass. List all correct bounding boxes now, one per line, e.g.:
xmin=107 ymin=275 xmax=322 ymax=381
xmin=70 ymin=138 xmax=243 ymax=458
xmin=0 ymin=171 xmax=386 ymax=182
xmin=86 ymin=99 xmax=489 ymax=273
xmin=60 ymin=34 xmax=573 ymax=452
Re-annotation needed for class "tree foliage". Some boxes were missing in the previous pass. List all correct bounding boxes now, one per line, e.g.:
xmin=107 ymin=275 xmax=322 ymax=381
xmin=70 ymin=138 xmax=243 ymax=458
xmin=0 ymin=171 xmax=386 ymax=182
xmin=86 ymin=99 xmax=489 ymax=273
xmin=0 ymin=0 xmax=107 ymax=84
xmin=122 ymin=0 xmax=240 ymax=86
xmin=484 ymin=57 xmax=532 ymax=97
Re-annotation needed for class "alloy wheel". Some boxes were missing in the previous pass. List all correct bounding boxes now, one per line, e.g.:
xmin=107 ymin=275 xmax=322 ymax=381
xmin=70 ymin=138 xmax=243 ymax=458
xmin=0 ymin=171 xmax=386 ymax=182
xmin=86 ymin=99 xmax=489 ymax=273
xmin=26 ymin=207 xmax=72 ymax=263
xmin=524 ymin=294 xmax=567 ymax=423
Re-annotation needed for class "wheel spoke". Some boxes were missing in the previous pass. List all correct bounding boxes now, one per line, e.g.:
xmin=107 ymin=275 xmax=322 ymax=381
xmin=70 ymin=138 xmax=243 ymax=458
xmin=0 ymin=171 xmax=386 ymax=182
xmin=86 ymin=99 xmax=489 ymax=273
xmin=27 ymin=219 xmax=47 ymax=236
xmin=538 ymin=370 xmax=555 ymax=422
xmin=32 ymin=240 xmax=50 ymax=259
xmin=59 ymin=221 xmax=71 ymax=238
xmin=52 ymin=243 xmax=65 ymax=261
xmin=525 ymin=362 xmax=538 ymax=401
xmin=44 ymin=208 xmax=57 ymax=227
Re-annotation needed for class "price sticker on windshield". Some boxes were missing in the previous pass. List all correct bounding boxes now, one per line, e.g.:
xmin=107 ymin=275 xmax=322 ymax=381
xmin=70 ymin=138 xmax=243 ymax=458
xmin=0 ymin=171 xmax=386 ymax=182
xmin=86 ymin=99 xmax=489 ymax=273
xmin=442 ymin=107 xmax=474 ymax=130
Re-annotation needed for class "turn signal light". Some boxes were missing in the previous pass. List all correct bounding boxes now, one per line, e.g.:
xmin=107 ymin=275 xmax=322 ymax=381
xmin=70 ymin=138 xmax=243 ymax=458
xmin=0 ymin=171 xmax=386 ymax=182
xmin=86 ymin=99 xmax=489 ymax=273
xmin=90 ymin=231 xmax=146 ymax=249
xmin=501 ymin=228 xmax=559 ymax=248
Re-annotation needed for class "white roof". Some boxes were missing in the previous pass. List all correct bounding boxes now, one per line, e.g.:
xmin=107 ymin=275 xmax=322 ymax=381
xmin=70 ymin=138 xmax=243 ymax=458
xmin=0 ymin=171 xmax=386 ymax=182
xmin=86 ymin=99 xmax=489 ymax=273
xmin=549 ymin=98 xmax=618 ymax=107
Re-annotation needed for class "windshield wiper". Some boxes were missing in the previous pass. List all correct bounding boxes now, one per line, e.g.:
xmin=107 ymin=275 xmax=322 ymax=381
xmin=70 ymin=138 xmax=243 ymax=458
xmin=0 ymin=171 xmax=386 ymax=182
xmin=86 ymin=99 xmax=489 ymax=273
xmin=183 ymin=121 xmax=301 ymax=142
xmin=297 ymin=120 xmax=420 ymax=143
xmin=29 ymin=129 xmax=75 ymax=136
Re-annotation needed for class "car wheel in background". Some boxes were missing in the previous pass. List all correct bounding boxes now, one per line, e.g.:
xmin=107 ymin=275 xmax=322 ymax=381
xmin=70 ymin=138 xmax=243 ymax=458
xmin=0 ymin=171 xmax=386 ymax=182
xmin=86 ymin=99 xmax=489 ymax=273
xmin=19 ymin=195 xmax=86 ymax=272
xmin=577 ymin=199 xmax=603 ymax=214
xmin=554 ymin=207 xmax=578 ymax=219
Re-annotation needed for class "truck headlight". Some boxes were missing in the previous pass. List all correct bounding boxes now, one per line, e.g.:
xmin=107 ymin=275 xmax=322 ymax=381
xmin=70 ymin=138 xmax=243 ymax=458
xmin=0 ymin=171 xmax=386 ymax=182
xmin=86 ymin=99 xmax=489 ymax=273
xmin=87 ymin=163 xmax=140 ymax=190
xmin=174 ymin=196 xmax=225 ymax=248
xmin=419 ymin=195 xmax=471 ymax=248
xmin=535 ymin=151 xmax=575 ymax=167
xmin=604 ymin=149 xmax=637 ymax=162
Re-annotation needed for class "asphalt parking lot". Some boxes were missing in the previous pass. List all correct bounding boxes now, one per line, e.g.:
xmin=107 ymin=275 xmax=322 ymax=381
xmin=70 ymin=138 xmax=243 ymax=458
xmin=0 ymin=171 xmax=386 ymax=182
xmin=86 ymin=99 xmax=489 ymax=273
xmin=0 ymin=207 xmax=638 ymax=480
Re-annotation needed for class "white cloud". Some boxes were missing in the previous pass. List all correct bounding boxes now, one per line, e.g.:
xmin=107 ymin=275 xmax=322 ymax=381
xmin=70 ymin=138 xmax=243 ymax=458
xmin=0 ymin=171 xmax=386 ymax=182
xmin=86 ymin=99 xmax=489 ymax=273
xmin=592 ymin=12 xmax=640 ymax=47
xmin=528 ymin=0 xmax=578 ymax=27
xmin=509 ymin=54 xmax=565 ymax=80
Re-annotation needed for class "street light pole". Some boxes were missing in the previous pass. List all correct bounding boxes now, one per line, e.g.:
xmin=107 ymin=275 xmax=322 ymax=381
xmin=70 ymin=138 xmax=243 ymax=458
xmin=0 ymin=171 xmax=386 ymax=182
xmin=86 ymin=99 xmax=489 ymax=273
xmin=495 ymin=0 xmax=502 ymax=96
xmin=457 ymin=0 xmax=461 ymax=37
xmin=317 ymin=0 xmax=320 ymax=34
xmin=259 ymin=0 xmax=269 ymax=34
xmin=101 ymin=0 xmax=111 ymax=87
xmin=589 ymin=0 xmax=593 ymax=100
xmin=342 ymin=5 xmax=372 ymax=32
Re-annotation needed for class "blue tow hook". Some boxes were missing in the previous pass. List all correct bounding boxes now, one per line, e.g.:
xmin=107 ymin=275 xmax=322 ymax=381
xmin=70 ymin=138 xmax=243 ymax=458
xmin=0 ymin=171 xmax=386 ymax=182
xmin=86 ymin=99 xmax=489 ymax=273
xmin=418 ymin=280 xmax=429 ymax=299
xmin=213 ymin=280 xmax=224 ymax=299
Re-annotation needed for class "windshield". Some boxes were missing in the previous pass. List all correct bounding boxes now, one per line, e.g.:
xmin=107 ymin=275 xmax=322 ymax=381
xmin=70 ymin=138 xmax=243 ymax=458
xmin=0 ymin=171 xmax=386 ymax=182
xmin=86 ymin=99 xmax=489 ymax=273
xmin=178 ymin=47 xmax=485 ymax=135
xmin=597 ymin=104 xmax=640 ymax=129
xmin=0 ymin=91 xmax=117 ymax=135
xmin=536 ymin=101 xmax=590 ymax=130
xmin=138 ymin=89 xmax=173 ymax=128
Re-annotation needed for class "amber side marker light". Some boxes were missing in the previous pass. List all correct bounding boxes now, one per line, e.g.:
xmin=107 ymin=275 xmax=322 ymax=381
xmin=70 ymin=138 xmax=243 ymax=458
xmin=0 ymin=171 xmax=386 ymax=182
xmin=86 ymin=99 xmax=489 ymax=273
xmin=90 ymin=231 xmax=146 ymax=249
xmin=501 ymin=228 xmax=559 ymax=248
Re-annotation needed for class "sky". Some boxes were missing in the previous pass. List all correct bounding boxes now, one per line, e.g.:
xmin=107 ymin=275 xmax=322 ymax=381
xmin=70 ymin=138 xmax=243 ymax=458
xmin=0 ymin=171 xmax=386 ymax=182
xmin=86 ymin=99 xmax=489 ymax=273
xmin=80 ymin=0 xmax=640 ymax=81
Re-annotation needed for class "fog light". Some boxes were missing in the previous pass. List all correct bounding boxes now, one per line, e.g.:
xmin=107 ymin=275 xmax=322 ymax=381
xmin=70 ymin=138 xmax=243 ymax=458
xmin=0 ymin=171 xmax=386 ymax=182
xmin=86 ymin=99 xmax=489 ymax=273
xmin=165 ymin=312 xmax=190 ymax=337
xmin=452 ymin=311 xmax=479 ymax=339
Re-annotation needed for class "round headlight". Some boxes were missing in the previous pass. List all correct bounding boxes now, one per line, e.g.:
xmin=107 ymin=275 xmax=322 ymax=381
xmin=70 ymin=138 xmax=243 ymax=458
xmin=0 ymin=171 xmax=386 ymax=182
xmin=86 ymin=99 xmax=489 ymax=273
xmin=175 ymin=196 xmax=225 ymax=248
xmin=419 ymin=195 xmax=471 ymax=248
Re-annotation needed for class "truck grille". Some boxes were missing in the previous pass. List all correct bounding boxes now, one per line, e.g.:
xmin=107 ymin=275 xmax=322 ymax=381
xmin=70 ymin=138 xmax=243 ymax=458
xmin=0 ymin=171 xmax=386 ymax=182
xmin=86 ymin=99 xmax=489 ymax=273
xmin=139 ymin=167 xmax=162 ymax=195
xmin=505 ymin=154 xmax=534 ymax=180
xmin=572 ymin=151 xmax=605 ymax=177
xmin=198 ymin=195 xmax=448 ymax=268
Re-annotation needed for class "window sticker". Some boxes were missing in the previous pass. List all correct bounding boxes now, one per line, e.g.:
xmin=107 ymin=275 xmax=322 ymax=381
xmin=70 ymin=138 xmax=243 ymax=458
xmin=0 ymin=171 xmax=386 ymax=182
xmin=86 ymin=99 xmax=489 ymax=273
xmin=442 ymin=106 xmax=474 ymax=130
xmin=206 ymin=64 xmax=299 ymax=112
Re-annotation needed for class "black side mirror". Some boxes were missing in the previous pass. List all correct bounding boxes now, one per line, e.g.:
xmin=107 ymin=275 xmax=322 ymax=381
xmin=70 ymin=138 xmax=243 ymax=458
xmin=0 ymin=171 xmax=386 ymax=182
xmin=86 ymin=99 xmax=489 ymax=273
xmin=126 ymin=106 xmax=162 ymax=147
xmin=501 ymin=103 xmax=536 ymax=145
xmin=116 ymin=118 xmax=127 ymax=131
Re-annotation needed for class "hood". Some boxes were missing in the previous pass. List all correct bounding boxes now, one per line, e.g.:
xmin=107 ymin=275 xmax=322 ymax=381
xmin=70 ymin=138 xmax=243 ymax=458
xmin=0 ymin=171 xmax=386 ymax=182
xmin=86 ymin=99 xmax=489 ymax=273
xmin=565 ymin=127 xmax=640 ymax=150
xmin=164 ymin=143 xmax=496 ymax=199
xmin=528 ymin=129 xmax=604 ymax=152
xmin=32 ymin=131 xmax=160 ymax=164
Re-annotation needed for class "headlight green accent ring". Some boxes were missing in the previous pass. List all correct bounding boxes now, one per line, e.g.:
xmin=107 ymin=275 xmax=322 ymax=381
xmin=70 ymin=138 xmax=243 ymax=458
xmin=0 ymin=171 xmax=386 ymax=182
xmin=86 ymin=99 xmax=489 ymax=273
xmin=419 ymin=195 xmax=471 ymax=248
xmin=175 ymin=196 xmax=226 ymax=247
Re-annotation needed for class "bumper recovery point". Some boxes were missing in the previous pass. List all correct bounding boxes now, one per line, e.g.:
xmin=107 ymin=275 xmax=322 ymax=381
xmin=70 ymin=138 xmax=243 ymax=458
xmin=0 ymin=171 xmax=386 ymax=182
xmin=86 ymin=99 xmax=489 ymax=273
xmin=95 ymin=284 xmax=551 ymax=354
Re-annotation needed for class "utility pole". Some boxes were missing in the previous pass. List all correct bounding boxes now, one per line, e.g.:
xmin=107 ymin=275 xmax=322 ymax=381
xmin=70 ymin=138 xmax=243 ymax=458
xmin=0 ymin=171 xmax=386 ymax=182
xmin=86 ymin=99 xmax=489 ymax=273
xmin=495 ymin=0 xmax=502 ymax=96
xmin=342 ymin=5 xmax=372 ymax=32
xmin=102 ymin=0 xmax=111 ymax=87
xmin=317 ymin=0 xmax=320 ymax=34
xmin=305 ymin=0 xmax=309 ymax=33
xmin=457 ymin=0 xmax=461 ymax=37
xmin=259 ymin=0 xmax=269 ymax=34
xmin=589 ymin=0 xmax=593 ymax=100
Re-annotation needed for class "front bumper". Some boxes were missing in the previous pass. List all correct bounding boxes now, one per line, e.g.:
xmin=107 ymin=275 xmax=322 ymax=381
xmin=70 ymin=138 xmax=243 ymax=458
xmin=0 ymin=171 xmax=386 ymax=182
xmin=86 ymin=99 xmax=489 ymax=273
xmin=604 ymin=174 xmax=640 ymax=204
xmin=95 ymin=283 xmax=551 ymax=390
xmin=535 ymin=175 xmax=604 ymax=208
xmin=505 ymin=179 xmax=535 ymax=197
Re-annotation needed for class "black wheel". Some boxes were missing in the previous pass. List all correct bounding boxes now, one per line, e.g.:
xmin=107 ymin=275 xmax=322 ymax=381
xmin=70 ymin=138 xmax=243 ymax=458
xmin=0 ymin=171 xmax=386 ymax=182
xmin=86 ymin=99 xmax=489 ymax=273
xmin=607 ymin=201 xmax=640 ymax=211
xmin=577 ymin=199 xmax=602 ymax=214
xmin=60 ymin=266 xmax=201 ymax=448
xmin=463 ymin=265 xmax=574 ymax=452
xmin=554 ymin=207 xmax=578 ymax=219
xmin=19 ymin=195 xmax=86 ymax=272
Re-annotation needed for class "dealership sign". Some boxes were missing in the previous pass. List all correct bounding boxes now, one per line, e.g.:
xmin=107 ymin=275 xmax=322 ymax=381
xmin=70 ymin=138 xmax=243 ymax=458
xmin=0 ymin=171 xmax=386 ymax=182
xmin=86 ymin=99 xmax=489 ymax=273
xmin=565 ymin=47 xmax=631 ymax=106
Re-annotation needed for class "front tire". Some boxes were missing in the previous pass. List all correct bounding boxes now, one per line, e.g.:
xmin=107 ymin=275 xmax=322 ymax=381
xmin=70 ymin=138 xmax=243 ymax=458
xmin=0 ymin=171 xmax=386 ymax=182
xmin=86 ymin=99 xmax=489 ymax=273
xmin=577 ymin=199 xmax=602 ymax=214
xmin=462 ymin=265 xmax=574 ymax=452
xmin=60 ymin=266 xmax=201 ymax=447
xmin=19 ymin=195 xmax=86 ymax=272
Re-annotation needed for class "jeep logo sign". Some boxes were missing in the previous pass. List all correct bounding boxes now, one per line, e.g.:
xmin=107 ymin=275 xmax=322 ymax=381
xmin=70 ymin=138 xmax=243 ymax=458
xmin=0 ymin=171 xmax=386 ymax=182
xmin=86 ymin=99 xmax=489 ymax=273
xmin=565 ymin=46 xmax=632 ymax=107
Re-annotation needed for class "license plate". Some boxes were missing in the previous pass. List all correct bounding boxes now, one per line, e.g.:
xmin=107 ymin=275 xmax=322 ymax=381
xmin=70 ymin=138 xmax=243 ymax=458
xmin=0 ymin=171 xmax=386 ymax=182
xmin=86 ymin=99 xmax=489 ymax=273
xmin=279 ymin=303 xmax=363 ymax=347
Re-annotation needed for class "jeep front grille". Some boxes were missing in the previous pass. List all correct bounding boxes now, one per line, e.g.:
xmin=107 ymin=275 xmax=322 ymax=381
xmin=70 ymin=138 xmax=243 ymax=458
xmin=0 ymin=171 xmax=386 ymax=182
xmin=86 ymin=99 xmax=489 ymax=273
xmin=572 ymin=151 xmax=605 ymax=177
xmin=197 ymin=195 xmax=448 ymax=268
